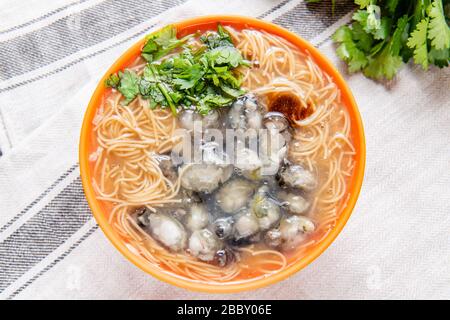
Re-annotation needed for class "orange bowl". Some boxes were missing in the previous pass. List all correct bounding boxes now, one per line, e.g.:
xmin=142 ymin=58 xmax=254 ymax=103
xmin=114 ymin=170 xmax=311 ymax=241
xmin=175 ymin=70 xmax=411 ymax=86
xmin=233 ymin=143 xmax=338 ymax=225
xmin=79 ymin=15 xmax=366 ymax=293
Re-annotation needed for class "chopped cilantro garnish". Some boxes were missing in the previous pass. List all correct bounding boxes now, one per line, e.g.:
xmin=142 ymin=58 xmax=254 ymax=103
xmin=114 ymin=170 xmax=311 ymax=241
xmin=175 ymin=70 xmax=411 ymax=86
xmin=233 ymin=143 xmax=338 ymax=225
xmin=141 ymin=25 xmax=193 ymax=62
xmin=106 ymin=24 xmax=249 ymax=115
xmin=117 ymin=70 xmax=140 ymax=105
xmin=104 ymin=73 xmax=120 ymax=88
xmin=200 ymin=24 xmax=234 ymax=49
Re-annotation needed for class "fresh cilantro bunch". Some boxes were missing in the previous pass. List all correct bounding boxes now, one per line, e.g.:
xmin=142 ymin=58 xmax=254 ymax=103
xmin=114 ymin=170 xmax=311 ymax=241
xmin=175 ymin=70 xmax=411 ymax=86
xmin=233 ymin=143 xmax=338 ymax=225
xmin=105 ymin=25 xmax=249 ymax=115
xmin=332 ymin=0 xmax=450 ymax=80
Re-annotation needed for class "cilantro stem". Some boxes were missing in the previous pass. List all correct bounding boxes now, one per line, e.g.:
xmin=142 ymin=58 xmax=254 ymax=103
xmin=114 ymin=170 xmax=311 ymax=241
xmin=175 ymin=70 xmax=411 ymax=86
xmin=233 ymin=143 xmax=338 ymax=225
xmin=185 ymin=95 xmax=198 ymax=102
xmin=157 ymin=82 xmax=178 ymax=115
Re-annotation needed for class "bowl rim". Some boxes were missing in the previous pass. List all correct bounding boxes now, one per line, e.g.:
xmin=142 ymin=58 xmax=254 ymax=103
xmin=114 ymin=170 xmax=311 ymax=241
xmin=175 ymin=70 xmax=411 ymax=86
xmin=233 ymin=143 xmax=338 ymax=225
xmin=79 ymin=14 xmax=366 ymax=293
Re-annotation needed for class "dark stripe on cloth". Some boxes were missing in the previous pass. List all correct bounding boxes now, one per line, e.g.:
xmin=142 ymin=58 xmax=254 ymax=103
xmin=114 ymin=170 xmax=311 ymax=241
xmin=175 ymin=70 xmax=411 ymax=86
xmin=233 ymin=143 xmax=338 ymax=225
xmin=7 ymin=225 xmax=99 ymax=299
xmin=0 ymin=23 xmax=156 ymax=93
xmin=258 ymin=0 xmax=291 ymax=18
xmin=0 ymin=164 xmax=79 ymax=233
xmin=272 ymin=0 xmax=355 ymax=40
xmin=0 ymin=107 xmax=13 ymax=149
xmin=0 ymin=0 xmax=92 ymax=35
xmin=0 ymin=177 xmax=91 ymax=292
xmin=0 ymin=0 xmax=186 ymax=81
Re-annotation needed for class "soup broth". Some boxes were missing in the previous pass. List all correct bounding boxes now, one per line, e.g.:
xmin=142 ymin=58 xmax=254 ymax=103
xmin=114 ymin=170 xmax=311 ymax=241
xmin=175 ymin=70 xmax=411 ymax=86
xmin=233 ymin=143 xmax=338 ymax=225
xmin=89 ymin=23 xmax=356 ymax=283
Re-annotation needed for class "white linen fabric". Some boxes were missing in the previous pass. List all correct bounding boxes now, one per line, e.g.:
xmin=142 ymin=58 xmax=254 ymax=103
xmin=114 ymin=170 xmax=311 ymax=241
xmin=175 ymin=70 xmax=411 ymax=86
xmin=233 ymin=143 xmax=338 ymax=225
xmin=0 ymin=0 xmax=449 ymax=300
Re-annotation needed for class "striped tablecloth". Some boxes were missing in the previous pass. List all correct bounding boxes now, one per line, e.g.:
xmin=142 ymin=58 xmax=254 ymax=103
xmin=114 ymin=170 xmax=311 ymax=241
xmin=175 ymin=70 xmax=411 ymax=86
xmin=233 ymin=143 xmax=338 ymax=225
xmin=0 ymin=0 xmax=449 ymax=300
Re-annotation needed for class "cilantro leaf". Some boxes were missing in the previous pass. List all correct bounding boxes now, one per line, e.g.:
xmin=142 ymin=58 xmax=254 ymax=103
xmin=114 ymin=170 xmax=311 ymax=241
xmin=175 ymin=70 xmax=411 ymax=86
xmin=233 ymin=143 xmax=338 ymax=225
xmin=363 ymin=42 xmax=403 ymax=80
xmin=353 ymin=5 xmax=392 ymax=41
xmin=205 ymin=46 xmax=248 ymax=68
xmin=428 ymin=0 xmax=450 ymax=50
xmin=390 ymin=15 xmax=410 ymax=56
xmin=333 ymin=26 xmax=369 ymax=72
xmin=407 ymin=18 xmax=430 ymax=69
xmin=139 ymin=66 xmax=165 ymax=108
xmin=117 ymin=70 xmax=140 ymax=105
xmin=336 ymin=41 xmax=369 ymax=72
xmin=220 ymin=84 xmax=245 ymax=98
xmin=373 ymin=17 xmax=392 ymax=40
xmin=200 ymin=24 xmax=234 ymax=49
xmin=198 ymin=94 xmax=233 ymax=115
xmin=104 ymin=73 xmax=120 ymax=88
xmin=141 ymin=25 xmax=191 ymax=62
xmin=351 ymin=21 xmax=374 ymax=52
xmin=333 ymin=25 xmax=353 ymax=42
xmin=172 ymin=63 xmax=204 ymax=90
xmin=140 ymin=81 xmax=165 ymax=109
xmin=386 ymin=0 xmax=400 ymax=14
xmin=428 ymin=47 xmax=449 ymax=67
